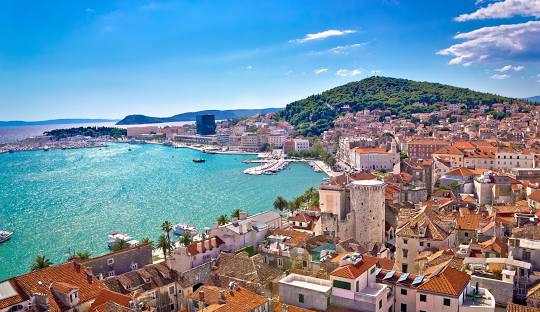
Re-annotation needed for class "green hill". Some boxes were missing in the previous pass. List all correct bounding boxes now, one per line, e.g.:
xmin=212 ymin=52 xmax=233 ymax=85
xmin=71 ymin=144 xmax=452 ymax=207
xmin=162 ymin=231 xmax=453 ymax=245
xmin=278 ymin=76 xmax=519 ymax=136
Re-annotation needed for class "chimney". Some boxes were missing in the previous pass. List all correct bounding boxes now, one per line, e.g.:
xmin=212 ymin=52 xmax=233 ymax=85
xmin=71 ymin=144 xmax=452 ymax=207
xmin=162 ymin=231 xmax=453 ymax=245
xmin=73 ymin=261 xmax=81 ymax=273
xmin=86 ymin=271 xmax=93 ymax=284
xmin=199 ymin=291 xmax=205 ymax=302
xmin=219 ymin=290 xmax=226 ymax=301
xmin=281 ymin=304 xmax=288 ymax=312
xmin=239 ymin=211 xmax=248 ymax=220
xmin=197 ymin=242 xmax=203 ymax=253
xmin=204 ymin=239 xmax=210 ymax=250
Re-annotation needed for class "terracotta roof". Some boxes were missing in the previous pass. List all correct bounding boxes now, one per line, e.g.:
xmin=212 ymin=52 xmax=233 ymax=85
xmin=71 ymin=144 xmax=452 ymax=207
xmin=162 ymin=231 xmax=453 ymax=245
xmin=363 ymin=255 xmax=395 ymax=271
xmin=0 ymin=280 xmax=29 ymax=310
xmin=329 ymin=257 xmax=378 ymax=280
xmin=417 ymin=266 xmax=469 ymax=297
xmin=445 ymin=167 xmax=475 ymax=177
xmin=190 ymin=285 xmax=268 ymax=312
xmin=433 ymin=146 xmax=464 ymax=155
xmin=507 ymin=303 xmax=540 ymax=312
xmin=272 ymin=228 xmax=312 ymax=246
xmin=187 ymin=237 xmax=225 ymax=256
xmin=456 ymin=213 xmax=484 ymax=231
xmin=396 ymin=206 xmax=451 ymax=240
xmin=213 ymin=252 xmax=284 ymax=286
xmin=353 ymin=147 xmax=387 ymax=154
xmin=530 ymin=190 xmax=540 ymax=203
xmin=14 ymin=262 xmax=105 ymax=311
xmin=89 ymin=289 xmax=132 ymax=312
xmin=479 ymin=236 xmax=508 ymax=256
xmin=50 ymin=281 xmax=79 ymax=294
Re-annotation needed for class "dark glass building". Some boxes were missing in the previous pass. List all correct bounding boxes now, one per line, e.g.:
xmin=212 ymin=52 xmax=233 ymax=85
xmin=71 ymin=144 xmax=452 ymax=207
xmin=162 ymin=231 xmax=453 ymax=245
xmin=196 ymin=114 xmax=216 ymax=135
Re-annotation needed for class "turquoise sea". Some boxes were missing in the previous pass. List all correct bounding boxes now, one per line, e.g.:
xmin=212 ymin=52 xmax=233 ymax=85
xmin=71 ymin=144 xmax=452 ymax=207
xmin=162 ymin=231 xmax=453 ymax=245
xmin=0 ymin=143 xmax=325 ymax=279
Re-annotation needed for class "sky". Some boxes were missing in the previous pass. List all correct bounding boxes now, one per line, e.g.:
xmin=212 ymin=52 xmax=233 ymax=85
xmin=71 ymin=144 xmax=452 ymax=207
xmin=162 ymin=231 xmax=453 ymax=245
xmin=0 ymin=0 xmax=539 ymax=121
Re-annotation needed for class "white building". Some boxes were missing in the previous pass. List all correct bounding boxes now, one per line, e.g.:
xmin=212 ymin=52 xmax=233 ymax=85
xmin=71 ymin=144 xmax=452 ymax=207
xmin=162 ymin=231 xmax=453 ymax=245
xmin=349 ymin=147 xmax=399 ymax=172
xmin=167 ymin=236 xmax=225 ymax=272
xmin=278 ymin=274 xmax=333 ymax=311
xmin=209 ymin=210 xmax=283 ymax=253
xmin=293 ymin=139 xmax=310 ymax=152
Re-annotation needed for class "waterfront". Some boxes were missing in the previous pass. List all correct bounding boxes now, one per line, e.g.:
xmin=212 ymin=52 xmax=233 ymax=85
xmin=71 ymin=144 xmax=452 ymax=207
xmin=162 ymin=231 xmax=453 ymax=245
xmin=0 ymin=143 xmax=325 ymax=279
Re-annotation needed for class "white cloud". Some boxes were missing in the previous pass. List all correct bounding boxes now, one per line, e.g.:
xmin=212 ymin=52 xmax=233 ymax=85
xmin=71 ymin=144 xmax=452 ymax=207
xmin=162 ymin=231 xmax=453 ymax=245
xmin=456 ymin=0 xmax=540 ymax=21
xmin=289 ymin=29 xmax=356 ymax=43
xmin=328 ymin=43 xmax=366 ymax=54
xmin=85 ymin=8 xmax=95 ymax=14
xmin=246 ymin=65 xmax=253 ymax=70
xmin=491 ymin=73 xmax=511 ymax=79
xmin=437 ymin=21 xmax=540 ymax=66
xmin=371 ymin=70 xmax=383 ymax=75
xmin=314 ymin=68 xmax=329 ymax=75
xmin=496 ymin=65 xmax=525 ymax=71
xmin=336 ymin=68 xmax=362 ymax=77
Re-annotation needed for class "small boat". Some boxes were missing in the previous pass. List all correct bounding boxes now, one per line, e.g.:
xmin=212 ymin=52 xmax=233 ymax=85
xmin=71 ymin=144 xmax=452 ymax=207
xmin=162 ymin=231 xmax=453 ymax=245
xmin=173 ymin=224 xmax=199 ymax=237
xmin=107 ymin=232 xmax=139 ymax=249
xmin=43 ymin=146 xmax=50 ymax=151
xmin=192 ymin=158 xmax=206 ymax=163
xmin=0 ymin=230 xmax=14 ymax=244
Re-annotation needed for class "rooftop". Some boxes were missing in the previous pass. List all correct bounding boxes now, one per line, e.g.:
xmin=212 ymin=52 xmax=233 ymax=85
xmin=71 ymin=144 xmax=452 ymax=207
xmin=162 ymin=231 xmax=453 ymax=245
xmin=279 ymin=274 xmax=332 ymax=294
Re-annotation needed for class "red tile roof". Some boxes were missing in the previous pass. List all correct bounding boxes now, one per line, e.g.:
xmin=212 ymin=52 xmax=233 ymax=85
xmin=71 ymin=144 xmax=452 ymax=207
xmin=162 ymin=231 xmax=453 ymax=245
xmin=89 ymin=289 xmax=132 ymax=312
xmin=330 ymin=257 xmax=378 ymax=279
xmin=187 ymin=237 xmax=225 ymax=256
xmin=417 ymin=266 xmax=469 ymax=297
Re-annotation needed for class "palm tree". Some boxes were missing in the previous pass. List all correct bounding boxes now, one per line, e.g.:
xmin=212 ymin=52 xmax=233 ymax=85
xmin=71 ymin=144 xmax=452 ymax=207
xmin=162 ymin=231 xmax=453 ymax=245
xmin=288 ymin=197 xmax=303 ymax=212
xmin=180 ymin=232 xmax=192 ymax=246
xmin=112 ymin=239 xmax=130 ymax=252
xmin=76 ymin=251 xmax=91 ymax=260
xmin=217 ymin=214 xmax=230 ymax=225
xmin=273 ymin=196 xmax=288 ymax=211
xmin=31 ymin=255 xmax=52 ymax=271
xmin=141 ymin=237 xmax=153 ymax=246
xmin=156 ymin=234 xmax=173 ymax=261
xmin=231 ymin=208 xmax=241 ymax=219
xmin=161 ymin=220 xmax=173 ymax=241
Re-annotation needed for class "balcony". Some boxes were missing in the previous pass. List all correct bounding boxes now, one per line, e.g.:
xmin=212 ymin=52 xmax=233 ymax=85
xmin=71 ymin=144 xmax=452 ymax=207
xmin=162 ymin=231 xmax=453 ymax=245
xmin=461 ymin=287 xmax=496 ymax=312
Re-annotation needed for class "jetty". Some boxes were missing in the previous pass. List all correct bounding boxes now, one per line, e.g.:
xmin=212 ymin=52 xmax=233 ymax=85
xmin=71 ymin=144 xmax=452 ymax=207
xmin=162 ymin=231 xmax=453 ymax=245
xmin=243 ymin=158 xmax=288 ymax=175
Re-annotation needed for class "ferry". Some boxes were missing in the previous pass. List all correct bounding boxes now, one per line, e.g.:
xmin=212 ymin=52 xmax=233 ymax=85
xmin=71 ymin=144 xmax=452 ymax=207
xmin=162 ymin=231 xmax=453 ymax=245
xmin=173 ymin=224 xmax=199 ymax=237
xmin=192 ymin=158 xmax=206 ymax=163
xmin=107 ymin=232 xmax=139 ymax=249
xmin=0 ymin=230 xmax=14 ymax=244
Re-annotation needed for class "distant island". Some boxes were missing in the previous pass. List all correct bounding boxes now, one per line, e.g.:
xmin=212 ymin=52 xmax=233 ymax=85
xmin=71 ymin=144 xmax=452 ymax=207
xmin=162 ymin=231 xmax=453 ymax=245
xmin=528 ymin=96 xmax=540 ymax=103
xmin=116 ymin=108 xmax=282 ymax=125
xmin=44 ymin=127 xmax=127 ymax=140
xmin=0 ymin=118 xmax=118 ymax=127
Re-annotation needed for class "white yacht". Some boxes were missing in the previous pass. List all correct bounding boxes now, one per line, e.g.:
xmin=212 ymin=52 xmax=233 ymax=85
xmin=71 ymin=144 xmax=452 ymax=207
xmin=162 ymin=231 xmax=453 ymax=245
xmin=173 ymin=224 xmax=199 ymax=237
xmin=107 ymin=232 xmax=139 ymax=249
xmin=0 ymin=230 xmax=14 ymax=244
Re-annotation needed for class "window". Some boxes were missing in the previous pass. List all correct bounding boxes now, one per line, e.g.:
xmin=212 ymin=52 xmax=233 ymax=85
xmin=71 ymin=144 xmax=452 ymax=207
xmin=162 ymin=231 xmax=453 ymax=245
xmin=333 ymin=280 xmax=351 ymax=290
xmin=403 ymin=249 xmax=408 ymax=258
xmin=107 ymin=258 xmax=114 ymax=265
xmin=277 ymin=258 xmax=283 ymax=267
xmin=400 ymin=303 xmax=407 ymax=312
xmin=443 ymin=298 xmax=451 ymax=306
xmin=170 ymin=303 xmax=175 ymax=311
xmin=420 ymin=294 xmax=426 ymax=302
xmin=356 ymin=281 xmax=359 ymax=292
xmin=402 ymin=264 xmax=408 ymax=272
xmin=370 ymin=267 xmax=376 ymax=274
xmin=169 ymin=286 xmax=175 ymax=295
xmin=107 ymin=270 xmax=115 ymax=277
xmin=464 ymin=232 xmax=469 ymax=237
xmin=403 ymin=239 xmax=408 ymax=245
xmin=298 ymin=294 xmax=304 ymax=303
xmin=420 ymin=242 xmax=424 ymax=247
xmin=400 ymin=289 xmax=407 ymax=295
xmin=130 ymin=263 xmax=138 ymax=270
xmin=379 ymin=300 xmax=382 ymax=309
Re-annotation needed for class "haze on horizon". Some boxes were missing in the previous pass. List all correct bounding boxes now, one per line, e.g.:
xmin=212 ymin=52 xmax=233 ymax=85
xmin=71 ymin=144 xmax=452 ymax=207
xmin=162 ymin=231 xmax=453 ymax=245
xmin=1 ymin=0 xmax=539 ymax=121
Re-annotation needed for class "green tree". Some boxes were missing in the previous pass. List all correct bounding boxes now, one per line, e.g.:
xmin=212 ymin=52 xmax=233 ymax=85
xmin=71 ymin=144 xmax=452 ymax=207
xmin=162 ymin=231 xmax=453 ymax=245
xmin=217 ymin=214 xmax=230 ymax=225
xmin=400 ymin=151 xmax=408 ymax=160
xmin=76 ymin=251 xmax=91 ymax=260
xmin=161 ymin=220 xmax=173 ymax=241
xmin=31 ymin=255 xmax=53 ymax=271
xmin=180 ymin=232 xmax=192 ymax=246
xmin=288 ymin=197 xmax=303 ymax=212
xmin=156 ymin=234 xmax=174 ymax=261
xmin=112 ymin=239 xmax=130 ymax=252
xmin=231 ymin=209 xmax=241 ymax=219
xmin=273 ymin=196 xmax=288 ymax=211
xmin=141 ymin=237 xmax=153 ymax=246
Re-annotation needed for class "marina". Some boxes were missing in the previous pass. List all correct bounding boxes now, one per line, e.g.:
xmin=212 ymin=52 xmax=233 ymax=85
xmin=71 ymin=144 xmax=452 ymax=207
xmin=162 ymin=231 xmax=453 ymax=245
xmin=0 ymin=143 xmax=325 ymax=280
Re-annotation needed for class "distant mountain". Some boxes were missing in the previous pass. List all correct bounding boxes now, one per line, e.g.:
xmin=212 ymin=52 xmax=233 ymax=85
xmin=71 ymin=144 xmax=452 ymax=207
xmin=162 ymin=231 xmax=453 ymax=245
xmin=527 ymin=96 xmax=540 ymax=103
xmin=116 ymin=108 xmax=282 ymax=125
xmin=0 ymin=118 xmax=118 ymax=127
xmin=278 ymin=76 xmax=521 ymax=136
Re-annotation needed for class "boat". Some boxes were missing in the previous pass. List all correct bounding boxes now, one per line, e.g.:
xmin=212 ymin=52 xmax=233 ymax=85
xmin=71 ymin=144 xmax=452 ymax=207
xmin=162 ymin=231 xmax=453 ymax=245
xmin=0 ymin=230 xmax=14 ymax=244
xmin=192 ymin=158 xmax=206 ymax=163
xmin=173 ymin=224 xmax=199 ymax=237
xmin=107 ymin=232 xmax=139 ymax=249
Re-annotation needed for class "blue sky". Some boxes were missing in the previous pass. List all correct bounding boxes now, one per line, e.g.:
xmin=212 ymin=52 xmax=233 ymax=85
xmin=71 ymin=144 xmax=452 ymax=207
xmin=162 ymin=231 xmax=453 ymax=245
xmin=1 ymin=0 xmax=539 ymax=120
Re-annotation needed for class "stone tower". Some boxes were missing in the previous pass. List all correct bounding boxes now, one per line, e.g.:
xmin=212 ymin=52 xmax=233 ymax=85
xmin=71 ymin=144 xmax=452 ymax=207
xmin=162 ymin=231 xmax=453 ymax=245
xmin=348 ymin=180 xmax=386 ymax=251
